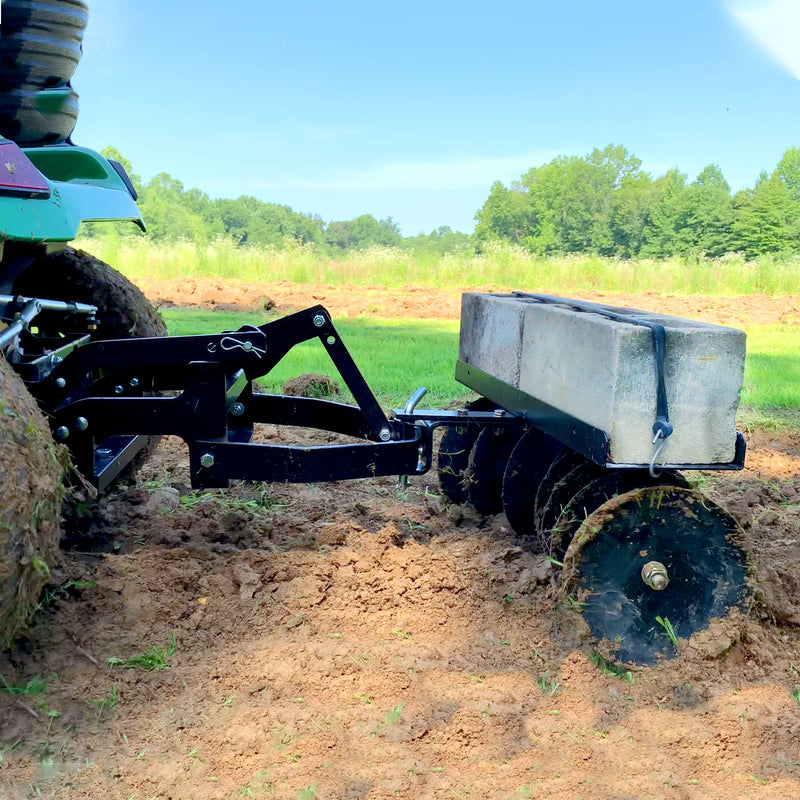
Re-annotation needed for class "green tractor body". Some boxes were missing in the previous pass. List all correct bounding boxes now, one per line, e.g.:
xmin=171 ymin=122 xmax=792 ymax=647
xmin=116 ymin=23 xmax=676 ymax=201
xmin=0 ymin=140 xmax=144 ymax=244
xmin=1 ymin=141 xmax=144 ymax=243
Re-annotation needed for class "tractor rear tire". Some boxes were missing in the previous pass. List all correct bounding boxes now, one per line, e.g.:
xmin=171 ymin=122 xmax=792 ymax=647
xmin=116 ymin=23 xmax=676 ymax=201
xmin=14 ymin=247 xmax=167 ymax=473
xmin=0 ymin=357 xmax=64 ymax=651
xmin=0 ymin=0 xmax=88 ymax=89
xmin=13 ymin=246 xmax=166 ymax=341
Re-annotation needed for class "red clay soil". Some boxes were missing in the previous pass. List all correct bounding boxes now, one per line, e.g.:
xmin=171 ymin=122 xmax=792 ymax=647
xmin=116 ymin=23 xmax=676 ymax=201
xmin=1 ymin=288 xmax=800 ymax=800
xmin=134 ymin=276 xmax=800 ymax=325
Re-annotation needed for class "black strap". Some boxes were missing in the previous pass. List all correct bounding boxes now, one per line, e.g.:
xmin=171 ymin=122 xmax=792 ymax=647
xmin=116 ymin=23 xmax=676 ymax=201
xmin=512 ymin=293 xmax=673 ymax=441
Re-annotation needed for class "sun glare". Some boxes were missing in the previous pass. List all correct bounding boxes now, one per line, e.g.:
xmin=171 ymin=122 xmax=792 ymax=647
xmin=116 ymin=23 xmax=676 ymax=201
xmin=726 ymin=0 xmax=800 ymax=79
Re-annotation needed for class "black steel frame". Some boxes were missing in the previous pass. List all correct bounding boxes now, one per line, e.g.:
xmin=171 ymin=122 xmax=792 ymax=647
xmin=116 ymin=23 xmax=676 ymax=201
xmin=4 ymin=298 xmax=744 ymax=493
xmin=6 ymin=304 xmax=512 ymax=490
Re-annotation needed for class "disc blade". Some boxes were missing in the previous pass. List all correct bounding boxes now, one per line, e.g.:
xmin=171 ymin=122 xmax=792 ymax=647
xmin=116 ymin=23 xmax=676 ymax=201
xmin=437 ymin=398 xmax=495 ymax=504
xmin=563 ymin=486 xmax=749 ymax=664
xmin=501 ymin=428 xmax=565 ymax=541
xmin=467 ymin=426 xmax=523 ymax=516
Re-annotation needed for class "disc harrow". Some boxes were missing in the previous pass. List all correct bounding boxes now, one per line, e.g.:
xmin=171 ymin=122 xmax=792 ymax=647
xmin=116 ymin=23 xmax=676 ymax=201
xmin=438 ymin=292 xmax=750 ymax=664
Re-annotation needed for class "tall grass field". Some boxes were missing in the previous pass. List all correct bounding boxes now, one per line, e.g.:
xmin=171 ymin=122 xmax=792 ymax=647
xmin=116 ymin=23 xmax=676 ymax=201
xmin=77 ymin=238 xmax=800 ymax=296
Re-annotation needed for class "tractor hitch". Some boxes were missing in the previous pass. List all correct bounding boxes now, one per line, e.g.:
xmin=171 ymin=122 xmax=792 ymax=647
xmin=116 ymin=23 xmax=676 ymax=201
xmin=14 ymin=302 xmax=514 ymax=492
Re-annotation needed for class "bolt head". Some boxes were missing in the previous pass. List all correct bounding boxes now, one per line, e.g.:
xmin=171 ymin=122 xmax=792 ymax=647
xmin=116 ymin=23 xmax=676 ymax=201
xmin=74 ymin=416 xmax=88 ymax=431
xmin=55 ymin=426 xmax=69 ymax=441
xmin=129 ymin=377 xmax=140 ymax=388
xmin=312 ymin=314 xmax=325 ymax=327
xmin=379 ymin=428 xmax=391 ymax=442
xmin=231 ymin=402 xmax=245 ymax=417
xmin=200 ymin=453 xmax=215 ymax=468
xmin=651 ymin=574 xmax=668 ymax=591
xmin=55 ymin=377 xmax=66 ymax=389
xmin=641 ymin=560 xmax=669 ymax=591
xmin=114 ymin=385 xmax=124 ymax=395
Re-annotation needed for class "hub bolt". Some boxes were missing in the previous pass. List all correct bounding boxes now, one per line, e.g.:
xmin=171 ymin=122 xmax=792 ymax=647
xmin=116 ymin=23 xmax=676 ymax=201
xmin=55 ymin=426 xmax=69 ymax=441
xmin=74 ymin=417 xmax=89 ymax=431
xmin=641 ymin=561 xmax=669 ymax=591
xmin=312 ymin=314 xmax=325 ymax=327
xmin=200 ymin=453 xmax=215 ymax=468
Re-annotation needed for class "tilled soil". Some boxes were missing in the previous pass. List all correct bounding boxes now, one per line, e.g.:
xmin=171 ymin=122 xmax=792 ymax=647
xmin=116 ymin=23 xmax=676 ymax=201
xmin=135 ymin=277 xmax=800 ymax=325
xmin=2 ymin=287 xmax=800 ymax=800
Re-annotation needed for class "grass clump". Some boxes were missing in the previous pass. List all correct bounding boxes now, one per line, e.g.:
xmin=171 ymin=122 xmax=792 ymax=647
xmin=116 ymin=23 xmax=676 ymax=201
xmin=109 ymin=632 xmax=177 ymax=671
xmin=588 ymin=650 xmax=635 ymax=683
xmin=655 ymin=616 xmax=679 ymax=649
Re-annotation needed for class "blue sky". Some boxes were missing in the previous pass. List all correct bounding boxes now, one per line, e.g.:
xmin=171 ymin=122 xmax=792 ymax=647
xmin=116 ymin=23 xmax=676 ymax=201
xmin=71 ymin=0 xmax=800 ymax=235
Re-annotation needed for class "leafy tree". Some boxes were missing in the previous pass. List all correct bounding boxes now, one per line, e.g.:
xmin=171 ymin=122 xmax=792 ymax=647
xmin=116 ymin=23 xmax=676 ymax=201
xmin=324 ymin=214 xmax=402 ymax=250
xmin=403 ymin=226 xmax=470 ymax=256
xmin=683 ymin=164 xmax=735 ymax=257
xmin=733 ymin=170 xmax=800 ymax=258
xmin=474 ymin=181 xmax=534 ymax=246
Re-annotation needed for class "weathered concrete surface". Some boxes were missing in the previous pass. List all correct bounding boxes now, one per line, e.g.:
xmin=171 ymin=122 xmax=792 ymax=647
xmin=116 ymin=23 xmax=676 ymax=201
xmin=459 ymin=293 xmax=746 ymax=465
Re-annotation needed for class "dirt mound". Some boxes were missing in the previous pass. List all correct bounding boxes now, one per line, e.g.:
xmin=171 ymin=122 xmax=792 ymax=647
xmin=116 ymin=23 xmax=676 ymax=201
xmin=135 ymin=278 xmax=800 ymax=324
xmin=283 ymin=374 xmax=341 ymax=399
xmin=0 ymin=357 xmax=64 ymax=651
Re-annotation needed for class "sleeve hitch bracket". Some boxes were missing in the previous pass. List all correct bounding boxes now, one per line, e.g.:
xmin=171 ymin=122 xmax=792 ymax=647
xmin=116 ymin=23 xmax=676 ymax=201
xmin=15 ymin=304 xmax=489 ymax=492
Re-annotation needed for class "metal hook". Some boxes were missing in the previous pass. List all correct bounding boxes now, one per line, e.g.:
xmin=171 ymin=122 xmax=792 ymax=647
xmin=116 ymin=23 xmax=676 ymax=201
xmin=649 ymin=430 xmax=667 ymax=478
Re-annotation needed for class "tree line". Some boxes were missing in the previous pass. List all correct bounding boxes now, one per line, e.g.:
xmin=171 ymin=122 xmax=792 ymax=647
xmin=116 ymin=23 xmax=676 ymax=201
xmin=475 ymin=144 xmax=800 ymax=260
xmin=86 ymin=148 xmax=469 ymax=256
xmin=87 ymin=145 xmax=800 ymax=260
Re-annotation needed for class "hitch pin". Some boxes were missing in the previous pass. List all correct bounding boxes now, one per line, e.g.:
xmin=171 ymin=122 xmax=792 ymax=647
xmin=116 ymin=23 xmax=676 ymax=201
xmin=216 ymin=335 xmax=266 ymax=358
xmin=398 ymin=387 xmax=428 ymax=489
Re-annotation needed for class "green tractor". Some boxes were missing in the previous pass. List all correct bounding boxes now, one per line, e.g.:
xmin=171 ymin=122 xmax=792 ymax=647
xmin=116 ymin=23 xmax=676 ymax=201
xmin=0 ymin=0 xmax=429 ymax=650
xmin=1 ymin=1 xmax=165 ymax=647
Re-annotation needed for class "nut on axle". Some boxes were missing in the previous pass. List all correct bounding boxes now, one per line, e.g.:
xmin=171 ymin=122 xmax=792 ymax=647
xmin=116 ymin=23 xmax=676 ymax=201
xmin=641 ymin=561 xmax=669 ymax=591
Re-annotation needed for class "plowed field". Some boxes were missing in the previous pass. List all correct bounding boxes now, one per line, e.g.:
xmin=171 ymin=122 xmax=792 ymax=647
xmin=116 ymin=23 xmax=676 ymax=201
xmin=2 ymin=284 xmax=800 ymax=800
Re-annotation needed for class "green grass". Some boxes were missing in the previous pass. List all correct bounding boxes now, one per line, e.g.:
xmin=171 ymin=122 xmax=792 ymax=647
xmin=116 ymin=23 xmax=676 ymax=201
xmin=108 ymin=633 xmax=177 ymax=671
xmin=76 ymin=237 xmax=800 ymax=296
xmin=161 ymin=308 xmax=800 ymax=427
xmin=161 ymin=308 xmax=471 ymax=408
xmin=742 ymin=324 xmax=800 ymax=410
xmin=655 ymin=616 xmax=679 ymax=649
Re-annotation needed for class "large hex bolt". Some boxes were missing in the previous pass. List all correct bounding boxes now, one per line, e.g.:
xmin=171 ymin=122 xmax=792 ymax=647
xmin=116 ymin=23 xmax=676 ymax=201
xmin=641 ymin=561 xmax=670 ymax=591
xmin=312 ymin=314 xmax=325 ymax=327
xmin=199 ymin=453 xmax=215 ymax=469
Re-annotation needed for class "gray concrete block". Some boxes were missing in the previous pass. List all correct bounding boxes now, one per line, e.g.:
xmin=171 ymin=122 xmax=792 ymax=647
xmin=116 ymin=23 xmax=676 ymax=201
xmin=458 ymin=293 xmax=745 ymax=466
xmin=459 ymin=293 xmax=526 ymax=388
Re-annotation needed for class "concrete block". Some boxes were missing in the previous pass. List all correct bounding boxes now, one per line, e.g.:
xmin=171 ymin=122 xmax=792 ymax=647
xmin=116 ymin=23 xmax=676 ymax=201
xmin=458 ymin=293 xmax=745 ymax=465
xmin=459 ymin=293 xmax=526 ymax=388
